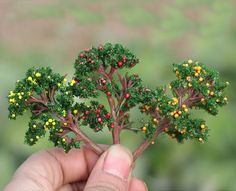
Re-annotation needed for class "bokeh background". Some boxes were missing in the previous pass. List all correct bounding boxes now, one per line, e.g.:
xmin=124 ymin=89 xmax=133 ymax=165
xmin=0 ymin=0 xmax=236 ymax=190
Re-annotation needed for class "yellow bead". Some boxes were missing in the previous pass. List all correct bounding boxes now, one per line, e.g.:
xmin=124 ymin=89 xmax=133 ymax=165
xmin=18 ymin=95 xmax=22 ymax=99
xmin=194 ymin=73 xmax=199 ymax=77
xmin=59 ymin=129 xmax=63 ymax=132
xmin=70 ymin=80 xmax=76 ymax=86
xmin=48 ymin=119 xmax=53 ymax=123
xmin=226 ymin=81 xmax=230 ymax=85
xmin=35 ymin=72 xmax=41 ymax=77
xmin=178 ymin=111 xmax=182 ymax=115
xmin=30 ymin=138 xmax=34 ymax=142
xmin=206 ymin=83 xmax=210 ymax=87
xmin=199 ymin=77 xmax=204 ymax=82
xmin=36 ymin=136 xmax=39 ymax=139
xmin=182 ymin=104 xmax=187 ymax=108
xmin=27 ymin=76 xmax=33 ymax=81
xmin=188 ymin=59 xmax=193 ymax=64
xmin=200 ymin=124 xmax=205 ymax=129
xmin=11 ymin=114 xmax=16 ymax=118
xmin=210 ymin=91 xmax=214 ymax=96
xmin=224 ymin=97 xmax=228 ymax=101
xmin=33 ymin=125 xmax=37 ymax=128
xmin=63 ymin=78 xmax=67 ymax=82
xmin=174 ymin=113 xmax=179 ymax=118
xmin=45 ymin=122 xmax=49 ymax=126
xmin=142 ymin=126 xmax=147 ymax=131
xmin=188 ymin=83 xmax=192 ymax=87
xmin=52 ymin=122 xmax=56 ymax=126
xmin=186 ymin=76 xmax=191 ymax=81
xmin=151 ymin=141 xmax=155 ymax=145
xmin=198 ymin=138 xmax=203 ymax=142
xmin=62 ymin=138 xmax=66 ymax=142
xmin=73 ymin=110 xmax=78 ymax=114
xmin=184 ymin=108 xmax=188 ymax=112
xmin=153 ymin=118 xmax=159 ymax=124
xmin=57 ymin=83 xmax=61 ymax=87
xmin=63 ymin=122 xmax=67 ymax=126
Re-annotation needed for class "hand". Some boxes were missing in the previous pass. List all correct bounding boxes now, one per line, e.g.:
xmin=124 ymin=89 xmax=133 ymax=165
xmin=4 ymin=145 xmax=147 ymax=191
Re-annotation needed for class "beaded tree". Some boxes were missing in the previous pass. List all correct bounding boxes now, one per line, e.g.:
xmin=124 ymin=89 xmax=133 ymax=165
xmin=8 ymin=43 xmax=229 ymax=161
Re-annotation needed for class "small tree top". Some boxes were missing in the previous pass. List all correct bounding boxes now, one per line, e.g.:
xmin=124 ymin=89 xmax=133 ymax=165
xmin=7 ymin=43 xmax=229 ymax=160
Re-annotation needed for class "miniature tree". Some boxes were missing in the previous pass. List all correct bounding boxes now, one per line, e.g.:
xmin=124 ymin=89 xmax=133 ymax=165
xmin=8 ymin=43 xmax=229 ymax=161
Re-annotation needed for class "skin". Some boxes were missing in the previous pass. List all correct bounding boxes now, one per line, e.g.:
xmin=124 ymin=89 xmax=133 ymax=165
xmin=4 ymin=145 xmax=147 ymax=191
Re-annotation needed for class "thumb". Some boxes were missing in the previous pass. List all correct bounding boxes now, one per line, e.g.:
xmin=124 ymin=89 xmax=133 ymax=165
xmin=84 ymin=144 xmax=133 ymax=191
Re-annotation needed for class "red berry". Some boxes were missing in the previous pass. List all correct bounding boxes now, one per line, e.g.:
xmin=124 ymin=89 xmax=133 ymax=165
xmin=82 ymin=116 xmax=86 ymax=120
xmin=106 ymin=113 xmax=111 ymax=119
xmin=102 ymin=80 xmax=106 ymax=84
xmin=98 ymin=118 xmax=102 ymax=123
xmin=84 ymin=49 xmax=88 ymax=53
xmin=123 ymin=57 xmax=127 ymax=63
xmin=96 ymin=109 xmax=101 ymax=113
xmin=80 ymin=53 xmax=84 ymax=58
xmin=85 ymin=111 xmax=89 ymax=115
xmin=107 ymin=92 xmax=111 ymax=96
xmin=125 ymin=93 xmax=130 ymax=99
xmin=110 ymin=123 xmax=115 ymax=128
xmin=118 ymin=61 xmax=123 ymax=67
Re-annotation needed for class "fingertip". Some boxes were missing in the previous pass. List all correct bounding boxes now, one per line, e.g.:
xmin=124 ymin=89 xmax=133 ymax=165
xmin=129 ymin=177 xmax=148 ymax=191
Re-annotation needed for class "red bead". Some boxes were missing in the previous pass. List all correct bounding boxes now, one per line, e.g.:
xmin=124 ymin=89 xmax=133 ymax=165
xmin=106 ymin=113 xmax=111 ymax=119
xmin=85 ymin=111 xmax=89 ymax=115
xmin=84 ymin=49 xmax=88 ymax=53
xmin=118 ymin=61 xmax=123 ymax=67
xmin=98 ymin=118 xmax=102 ymax=122
xmin=91 ymin=60 xmax=95 ymax=64
xmin=96 ymin=109 xmax=101 ymax=113
xmin=107 ymin=92 xmax=111 ymax=96
xmin=82 ymin=116 xmax=86 ymax=120
xmin=125 ymin=93 xmax=130 ymax=99
xmin=102 ymin=80 xmax=106 ymax=84
xmin=80 ymin=53 xmax=84 ymax=58
xmin=123 ymin=57 xmax=127 ymax=63
xmin=110 ymin=123 xmax=115 ymax=128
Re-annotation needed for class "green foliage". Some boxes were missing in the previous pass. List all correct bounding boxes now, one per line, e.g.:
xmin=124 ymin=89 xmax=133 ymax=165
xmin=7 ymin=43 xmax=228 ymax=153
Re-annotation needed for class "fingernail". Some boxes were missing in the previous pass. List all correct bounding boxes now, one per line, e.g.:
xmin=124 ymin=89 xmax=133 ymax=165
xmin=103 ymin=145 xmax=133 ymax=180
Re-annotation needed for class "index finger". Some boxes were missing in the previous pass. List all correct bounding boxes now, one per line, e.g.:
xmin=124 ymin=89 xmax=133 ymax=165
xmin=5 ymin=146 xmax=105 ymax=191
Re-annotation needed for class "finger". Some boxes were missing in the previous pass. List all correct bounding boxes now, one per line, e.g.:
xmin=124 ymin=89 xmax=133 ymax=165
xmin=84 ymin=144 xmax=133 ymax=191
xmin=129 ymin=177 xmax=148 ymax=191
xmin=5 ymin=146 xmax=101 ymax=191
xmin=58 ymin=181 xmax=86 ymax=191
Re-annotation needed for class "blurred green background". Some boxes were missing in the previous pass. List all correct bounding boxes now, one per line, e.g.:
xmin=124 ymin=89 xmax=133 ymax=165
xmin=0 ymin=0 xmax=236 ymax=190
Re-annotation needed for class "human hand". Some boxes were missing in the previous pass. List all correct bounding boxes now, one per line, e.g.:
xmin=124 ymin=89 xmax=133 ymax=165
xmin=4 ymin=145 xmax=147 ymax=191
